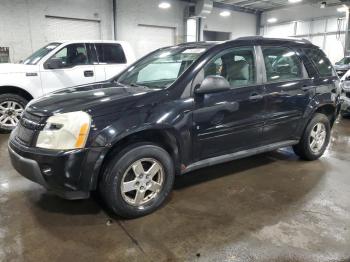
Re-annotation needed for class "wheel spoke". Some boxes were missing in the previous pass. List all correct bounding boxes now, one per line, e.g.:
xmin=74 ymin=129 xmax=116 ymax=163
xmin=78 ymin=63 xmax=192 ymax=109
xmin=146 ymin=162 xmax=161 ymax=178
xmin=134 ymin=190 xmax=145 ymax=205
xmin=132 ymin=161 xmax=144 ymax=177
xmin=310 ymin=129 xmax=317 ymax=139
xmin=148 ymin=181 xmax=161 ymax=193
xmin=122 ymin=180 xmax=136 ymax=193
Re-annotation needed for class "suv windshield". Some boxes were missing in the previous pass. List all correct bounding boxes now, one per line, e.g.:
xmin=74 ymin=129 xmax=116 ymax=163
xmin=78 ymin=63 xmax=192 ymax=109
xmin=23 ymin=43 xmax=61 ymax=65
xmin=336 ymin=57 xmax=350 ymax=65
xmin=116 ymin=47 xmax=208 ymax=89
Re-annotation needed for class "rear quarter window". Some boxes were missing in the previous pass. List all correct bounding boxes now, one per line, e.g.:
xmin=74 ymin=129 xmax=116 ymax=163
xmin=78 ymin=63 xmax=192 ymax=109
xmin=95 ymin=43 xmax=127 ymax=64
xmin=303 ymin=48 xmax=335 ymax=77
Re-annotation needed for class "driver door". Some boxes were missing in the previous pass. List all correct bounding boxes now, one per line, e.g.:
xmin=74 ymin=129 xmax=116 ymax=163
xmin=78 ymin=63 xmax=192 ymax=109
xmin=193 ymin=46 xmax=265 ymax=160
xmin=40 ymin=43 xmax=96 ymax=94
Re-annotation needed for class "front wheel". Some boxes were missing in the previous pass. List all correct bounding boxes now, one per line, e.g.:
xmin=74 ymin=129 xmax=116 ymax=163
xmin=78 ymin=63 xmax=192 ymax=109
xmin=0 ymin=94 xmax=28 ymax=133
xmin=293 ymin=113 xmax=331 ymax=161
xmin=99 ymin=143 xmax=175 ymax=218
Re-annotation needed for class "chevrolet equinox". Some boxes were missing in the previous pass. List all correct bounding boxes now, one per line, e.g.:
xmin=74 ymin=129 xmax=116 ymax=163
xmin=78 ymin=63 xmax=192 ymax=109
xmin=8 ymin=37 xmax=341 ymax=218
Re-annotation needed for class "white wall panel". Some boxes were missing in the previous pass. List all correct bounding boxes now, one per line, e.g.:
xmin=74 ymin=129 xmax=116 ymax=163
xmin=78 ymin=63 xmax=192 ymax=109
xmin=296 ymin=21 xmax=310 ymax=36
xmin=136 ymin=25 xmax=175 ymax=58
xmin=45 ymin=17 xmax=101 ymax=42
xmin=325 ymin=34 xmax=345 ymax=63
xmin=311 ymin=19 xmax=326 ymax=34
xmin=265 ymin=23 xmax=295 ymax=37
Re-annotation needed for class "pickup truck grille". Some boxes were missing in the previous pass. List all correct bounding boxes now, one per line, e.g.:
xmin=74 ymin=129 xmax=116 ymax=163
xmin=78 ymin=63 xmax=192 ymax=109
xmin=15 ymin=112 xmax=46 ymax=146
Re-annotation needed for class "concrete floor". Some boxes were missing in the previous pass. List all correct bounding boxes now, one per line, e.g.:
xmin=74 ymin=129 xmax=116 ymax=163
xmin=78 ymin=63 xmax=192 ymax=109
xmin=1 ymin=118 xmax=350 ymax=262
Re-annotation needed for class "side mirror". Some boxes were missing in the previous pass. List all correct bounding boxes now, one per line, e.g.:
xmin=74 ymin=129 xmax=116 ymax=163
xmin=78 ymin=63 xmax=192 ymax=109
xmin=335 ymin=62 xmax=340 ymax=65
xmin=195 ymin=75 xmax=230 ymax=95
xmin=45 ymin=58 xmax=64 ymax=69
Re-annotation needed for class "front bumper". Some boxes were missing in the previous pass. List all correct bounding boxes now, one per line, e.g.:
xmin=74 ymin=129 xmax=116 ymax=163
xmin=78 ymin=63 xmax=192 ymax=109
xmin=340 ymin=94 xmax=350 ymax=115
xmin=8 ymin=140 xmax=92 ymax=200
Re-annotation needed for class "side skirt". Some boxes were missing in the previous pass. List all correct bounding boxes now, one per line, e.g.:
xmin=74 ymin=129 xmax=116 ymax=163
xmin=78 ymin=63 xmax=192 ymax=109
xmin=182 ymin=140 xmax=299 ymax=174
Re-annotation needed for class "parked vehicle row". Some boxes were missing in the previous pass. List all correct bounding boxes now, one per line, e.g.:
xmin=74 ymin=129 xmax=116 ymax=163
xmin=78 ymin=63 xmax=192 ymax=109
xmin=8 ymin=36 xmax=341 ymax=218
xmin=0 ymin=40 xmax=135 ymax=132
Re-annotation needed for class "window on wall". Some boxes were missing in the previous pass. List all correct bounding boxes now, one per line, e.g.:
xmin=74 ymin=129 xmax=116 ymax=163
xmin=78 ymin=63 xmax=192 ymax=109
xmin=204 ymin=47 xmax=256 ymax=87
xmin=262 ymin=46 xmax=303 ymax=82
xmin=303 ymin=48 xmax=335 ymax=77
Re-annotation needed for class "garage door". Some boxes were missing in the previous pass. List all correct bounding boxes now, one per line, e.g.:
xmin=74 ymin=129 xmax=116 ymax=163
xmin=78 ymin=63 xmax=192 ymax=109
xmin=45 ymin=16 xmax=101 ymax=42
xmin=136 ymin=25 xmax=175 ymax=58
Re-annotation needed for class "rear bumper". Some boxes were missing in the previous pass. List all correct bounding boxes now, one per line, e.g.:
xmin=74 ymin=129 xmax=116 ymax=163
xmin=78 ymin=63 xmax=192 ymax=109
xmin=8 ymin=140 xmax=93 ymax=200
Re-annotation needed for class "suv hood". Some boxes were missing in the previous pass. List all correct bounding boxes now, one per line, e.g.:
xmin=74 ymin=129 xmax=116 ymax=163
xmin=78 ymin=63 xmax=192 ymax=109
xmin=27 ymin=81 xmax=157 ymax=117
xmin=0 ymin=63 xmax=38 ymax=74
xmin=334 ymin=64 xmax=350 ymax=70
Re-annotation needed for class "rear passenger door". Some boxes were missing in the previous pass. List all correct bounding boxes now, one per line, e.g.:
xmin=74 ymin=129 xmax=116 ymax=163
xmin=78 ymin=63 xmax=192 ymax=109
xmin=93 ymin=43 xmax=129 ymax=81
xmin=261 ymin=46 xmax=314 ymax=143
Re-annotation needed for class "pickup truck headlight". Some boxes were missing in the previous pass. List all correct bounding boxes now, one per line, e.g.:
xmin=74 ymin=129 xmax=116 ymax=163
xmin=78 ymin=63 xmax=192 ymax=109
xmin=36 ymin=111 xmax=91 ymax=150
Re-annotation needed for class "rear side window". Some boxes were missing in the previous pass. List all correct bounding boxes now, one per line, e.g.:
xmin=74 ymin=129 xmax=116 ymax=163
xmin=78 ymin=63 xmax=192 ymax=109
xmin=304 ymin=48 xmax=334 ymax=77
xmin=262 ymin=46 xmax=303 ymax=82
xmin=95 ymin=43 xmax=127 ymax=64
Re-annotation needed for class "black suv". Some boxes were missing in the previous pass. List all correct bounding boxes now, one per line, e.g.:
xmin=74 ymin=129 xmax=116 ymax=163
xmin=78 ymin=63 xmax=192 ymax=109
xmin=8 ymin=37 xmax=340 ymax=218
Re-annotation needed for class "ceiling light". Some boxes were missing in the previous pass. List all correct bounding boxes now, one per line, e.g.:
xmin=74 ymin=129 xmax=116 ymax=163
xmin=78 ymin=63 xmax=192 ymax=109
xmin=220 ymin=10 xmax=231 ymax=17
xmin=288 ymin=0 xmax=302 ymax=3
xmin=337 ymin=6 xmax=348 ymax=12
xmin=159 ymin=1 xmax=171 ymax=9
xmin=267 ymin=18 xmax=278 ymax=23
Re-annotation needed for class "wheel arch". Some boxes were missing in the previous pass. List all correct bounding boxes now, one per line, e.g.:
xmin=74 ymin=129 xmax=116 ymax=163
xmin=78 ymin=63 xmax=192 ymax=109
xmin=0 ymin=86 xmax=34 ymax=101
xmin=90 ymin=127 xmax=183 ymax=191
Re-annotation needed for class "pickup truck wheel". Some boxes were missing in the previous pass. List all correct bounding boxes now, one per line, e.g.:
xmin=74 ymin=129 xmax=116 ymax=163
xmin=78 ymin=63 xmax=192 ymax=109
xmin=0 ymin=94 xmax=28 ymax=133
xmin=293 ymin=113 xmax=330 ymax=161
xmin=99 ymin=143 xmax=175 ymax=218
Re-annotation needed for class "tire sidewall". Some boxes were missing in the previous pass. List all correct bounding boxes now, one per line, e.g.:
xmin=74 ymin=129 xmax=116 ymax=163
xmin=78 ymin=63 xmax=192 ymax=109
xmin=102 ymin=143 xmax=175 ymax=218
xmin=302 ymin=113 xmax=331 ymax=160
xmin=0 ymin=94 xmax=28 ymax=132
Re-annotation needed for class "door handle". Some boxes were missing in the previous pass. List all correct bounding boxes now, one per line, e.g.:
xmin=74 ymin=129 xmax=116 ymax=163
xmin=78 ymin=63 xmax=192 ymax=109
xmin=84 ymin=70 xmax=94 ymax=77
xmin=249 ymin=93 xmax=263 ymax=101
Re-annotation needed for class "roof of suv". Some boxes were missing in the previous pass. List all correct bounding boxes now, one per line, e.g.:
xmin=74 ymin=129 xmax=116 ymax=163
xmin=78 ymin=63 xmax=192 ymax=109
xmin=53 ymin=40 xmax=130 ymax=45
xmin=176 ymin=36 xmax=316 ymax=49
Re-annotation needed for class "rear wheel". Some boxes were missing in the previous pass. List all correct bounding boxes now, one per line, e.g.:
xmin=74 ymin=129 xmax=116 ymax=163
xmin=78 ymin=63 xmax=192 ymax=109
xmin=0 ymin=94 xmax=28 ymax=133
xmin=99 ymin=143 xmax=175 ymax=218
xmin=293 ymin=113 xmax=331 ymax=161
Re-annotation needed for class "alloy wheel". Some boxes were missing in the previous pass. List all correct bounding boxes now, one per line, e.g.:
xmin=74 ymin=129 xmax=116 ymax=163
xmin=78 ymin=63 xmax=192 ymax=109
xmin=309 ymin=122 xmax=327 ymax=154
xmin=121 ymin=158 xmax=164 ymax=207
xmin=0 ymin=101 xmax=24 ymax=128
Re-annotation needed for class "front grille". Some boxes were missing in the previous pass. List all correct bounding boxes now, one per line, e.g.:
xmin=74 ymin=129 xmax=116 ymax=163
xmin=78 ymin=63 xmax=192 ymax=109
xmin=15 ymin=111 xmax=46 ymax=146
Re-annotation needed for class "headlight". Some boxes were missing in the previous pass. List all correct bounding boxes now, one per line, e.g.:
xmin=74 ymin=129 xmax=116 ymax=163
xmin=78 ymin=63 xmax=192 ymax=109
xmin=36 ymin=111 xmax=91 ymax=150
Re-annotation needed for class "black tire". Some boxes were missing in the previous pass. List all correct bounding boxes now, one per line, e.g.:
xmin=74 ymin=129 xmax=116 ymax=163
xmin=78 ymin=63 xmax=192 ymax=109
xmin=99 ymin=142 xmax=175 ymax=218
xmin=0 ymin=94 xmax=28 ymax=133
xmin=293 ymin=113 xmax=331 ymax=161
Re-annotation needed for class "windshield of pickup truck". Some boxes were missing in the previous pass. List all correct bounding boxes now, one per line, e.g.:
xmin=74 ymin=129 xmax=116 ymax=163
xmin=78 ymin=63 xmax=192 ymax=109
xmin=23 ymin=42 xmax=61 ymax=65
xmin=116 ymin=47 xmax=208 ymax=89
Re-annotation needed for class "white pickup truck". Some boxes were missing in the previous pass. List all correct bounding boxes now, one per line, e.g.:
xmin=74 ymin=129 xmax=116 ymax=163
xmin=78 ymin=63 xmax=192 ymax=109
xmin=0 ymin=40 xmax=135 ymax=132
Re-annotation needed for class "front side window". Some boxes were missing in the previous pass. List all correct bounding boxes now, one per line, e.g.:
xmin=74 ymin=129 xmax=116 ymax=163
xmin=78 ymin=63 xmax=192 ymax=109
xmin=23 ymin=43 xmax=61 ymax=65
xmin=204 ymin=47 xmax=256 ymax=87
xmin=95 ymin=43 xmax=127 ymax=64
xmin=50 ymin=43 xmax=88 ymax=68
xmin=304 ymin=48 xmax=335 ymax=77
xmin=262 ymin=46 xmax=303 ymax=82
xmin=117 ymin=47 xmax=208 ymax=89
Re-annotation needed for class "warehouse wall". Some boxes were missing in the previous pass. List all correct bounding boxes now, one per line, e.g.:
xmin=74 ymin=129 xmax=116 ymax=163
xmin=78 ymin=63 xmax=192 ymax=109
xmin=204 ymin=7 xmax=257 ymax=39
xmin=0 ymin=0 xmax=113 ymax=62
xmin=116 ymin=0 xmax=188 ymax=58
xmin=260 ymin=4 xmax=345 ymax=63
